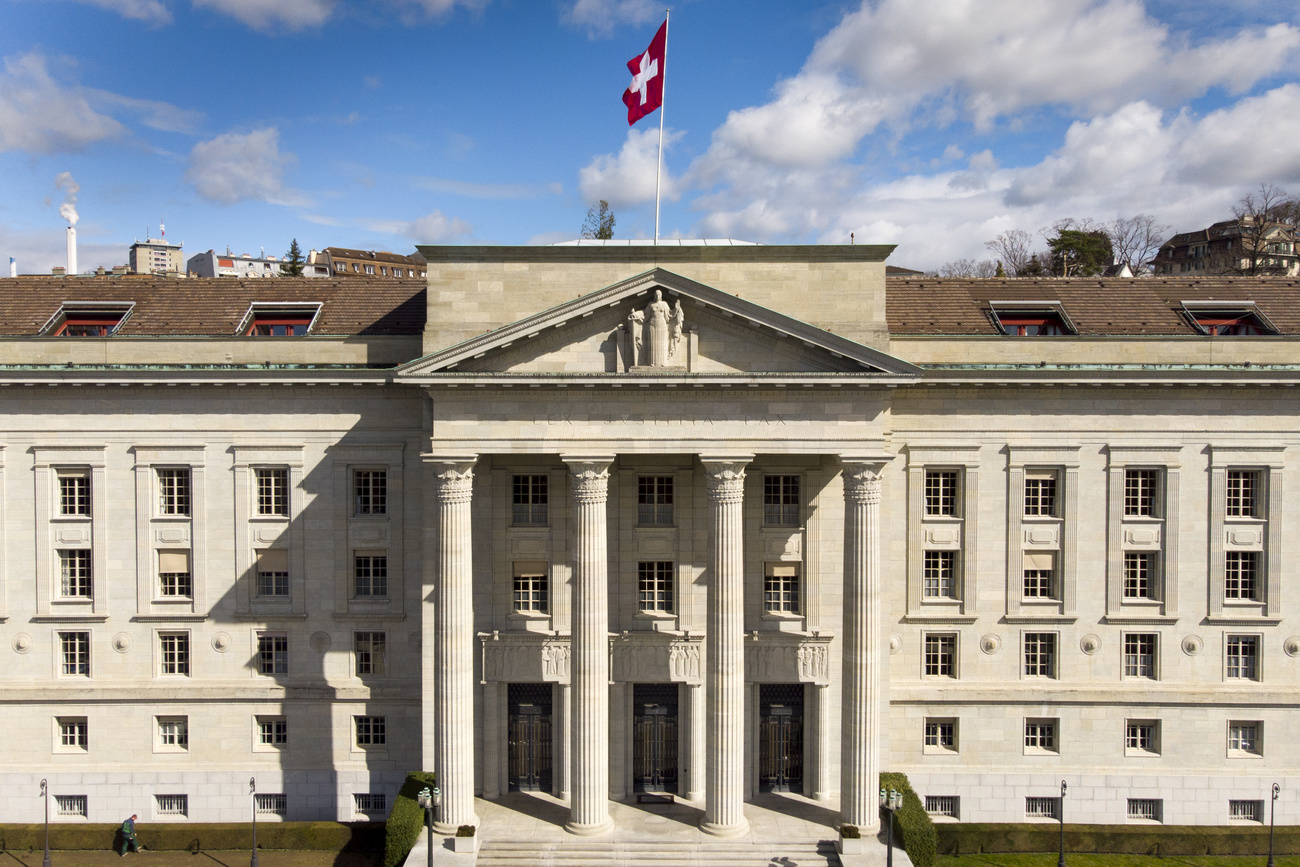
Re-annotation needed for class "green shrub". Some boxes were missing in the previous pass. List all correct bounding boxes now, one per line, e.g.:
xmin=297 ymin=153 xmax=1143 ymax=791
xmin=935 ymin=824 xmax=1300 ymax=856
xmin=840 ymin=824 xmax=861 ymax=839
xmin=456 ymin=825 xmax=475 ymax=838
xmin=384 ymin=771 xmax=437 ymax=867
xmin=0 ymin=822 xmax=380 ymax=853
xmin=881 ymin=771 xmax=937 ymax=867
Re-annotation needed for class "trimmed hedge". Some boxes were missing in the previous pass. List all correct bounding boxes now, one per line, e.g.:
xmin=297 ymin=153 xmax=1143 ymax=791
xmin=881 ymin=771 xmax=938 ymax=867
xmin=936 ymin=824 xmax=1300 ymax=856
xmin=384 ymin=771 xmax=438 ymax=867
xmin=0 ymin=822 xmax=382 ymax=853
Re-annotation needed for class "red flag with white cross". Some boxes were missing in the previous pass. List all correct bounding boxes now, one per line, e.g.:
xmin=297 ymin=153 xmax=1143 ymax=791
xmin=622 ymin=20 xmax=667 ymax=126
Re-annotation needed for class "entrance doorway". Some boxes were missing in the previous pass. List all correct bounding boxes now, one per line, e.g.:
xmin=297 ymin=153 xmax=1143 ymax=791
xmin=632 ymin=683 xmax=679 ymax=793
xmin=758 ymin=683 xmax=804 ymax=793
xmin=507 ymin=683 xmax=552 ymax=792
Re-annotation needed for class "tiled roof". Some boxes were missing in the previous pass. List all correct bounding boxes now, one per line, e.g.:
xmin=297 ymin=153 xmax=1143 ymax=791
xmin=0 ymin=277 xmax=425 ymax=336
xmin=885 ymin=276 xmax=1300 ymax=336
xmin=323 ymin=247 xmax=426 ymax=265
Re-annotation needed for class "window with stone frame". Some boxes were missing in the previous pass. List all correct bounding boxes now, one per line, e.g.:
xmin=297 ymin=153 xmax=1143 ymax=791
xmin=924 ymin=717 xmax=957 ymax=751
xmin=254 ymin=468 xmax=289 ymax=517
xmin=1228 ymin=721 xmax=1261 ymax=755
xmin=59 ymin=631 xmax=90 ymax=676
xmin=58 ymin=549 xmax=92 ymax=598
xmin=58 ymin=471 xmax=90 ymax=516
xmin=1022 ymin=552 xmax=1056 ymax=599
xmin=924 ymin=470 xmax=960 ymax=516
xmin=354 ymin=469 xmax=387 ymax=516
xmin=1024 ymin=472 xmax=1057 ymax=517
xmin=354 ymin=715 xmax=386 ymax=746
xmin=58 ymin=717 xmax=88 ymax=750
xmin=1023 ymin=718 xmax=1058 ymax=752
xmin=512 ymin=562 xmax=548 ymax=614
xmin=1023 ymin=632 xmax=1056 ymax=678
xmin=763 ymin=475 xmax=800 ymax=526
xmin=1226 ymin=635 xmax=1259 ymax=680
xmin=1225 ymin=551 xmax=1259 ymax=600
xmin=256 ymin=549 xmax=289 ymax=597
xmin=354 ymin=553 xmax=388 ymax=598
xmin=1124 ymin=469 xmax=1161 ymax=517
xmin=256 ymin=633 xmax=288 ymax=675
xmin=1123 ymin=633 xmax=1158 ymax=679
xmin=1226 ymin=470 xmax=1261 ymax=518
xmin=637 ymin=561 xmax=674 ymax=613
xmin=512 ymin=474 xmax=548 ymax=525
xmin=354 ymin=631 xmax=387 ymax=675
xmin=1123 ymin=551 xmax=1158 ymax=600
xmin=257 ymin=716 xmax=288 ymax=746
xmin=922 ymin=550 xmax=957 ymax=599
xmin=157 ymin=550 xmax=192 ymax=598
xmin=1125 ymin=719 xmax=1160 ymax=754
xmin=923 ymin=633 xmax=957 ymax=677
xmin=637 ymin=475 xmax=674 ymax=525
xmin=159 ymin=632 xmax=190 ymax=676
xmin=156 ymin=468 xmax=191 ymax=516
xmin=763 ymin=563 xmax=800 ymax=614
xmin=156 ymin=716 xmax=188 ymax=750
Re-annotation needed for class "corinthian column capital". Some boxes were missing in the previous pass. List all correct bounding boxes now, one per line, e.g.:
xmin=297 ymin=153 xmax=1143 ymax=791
xmin=427 ymin=455 xmax=478 ymax=504
xmin=562 ymin=455 xmax=616 ymax=504
xmin=700 ymin=454 xmax=754 ymax=503
xmin=839 ymin=455 xmax=890 ymax=504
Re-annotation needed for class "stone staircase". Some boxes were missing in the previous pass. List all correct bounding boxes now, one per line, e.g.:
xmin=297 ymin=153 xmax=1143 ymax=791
xmin=476 ymin=838 xmax=843 ymax=867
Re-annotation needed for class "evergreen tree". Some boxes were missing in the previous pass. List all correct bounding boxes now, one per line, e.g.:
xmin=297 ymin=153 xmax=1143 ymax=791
xmin=283 ymin=239 xmax=305 ymax=277
xmin=580 ymin=201 xmax=616 ymax=240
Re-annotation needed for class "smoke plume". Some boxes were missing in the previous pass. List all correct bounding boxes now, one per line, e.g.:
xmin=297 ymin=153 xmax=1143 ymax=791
xmin=55 ymin=172 xmax=80 ymax=225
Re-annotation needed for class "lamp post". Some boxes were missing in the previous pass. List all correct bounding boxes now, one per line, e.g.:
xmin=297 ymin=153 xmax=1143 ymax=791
xmin=40 ymin=778 xmax=51 ymax=867
xmin=880 ymin=786 xmax=902 ymax=867
xmin=1267 ymin=783 xmax=1280 ymax=867
xmin=417 ymin=787 xmax=441 ymax=867
xmin=1057 ymin=780 xmax=1068 ymax=867
xmin=248 ymin=779 xmax=258 ymax=867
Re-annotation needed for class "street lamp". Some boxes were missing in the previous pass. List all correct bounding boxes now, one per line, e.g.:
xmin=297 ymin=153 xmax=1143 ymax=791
xmin=1267 ymin=783 xmax=1280 ymax=867
xmin=880 ymin=786 xmax=902 ymax=867
xmin=417 ymin=786 xmax=442 ymax=867
xmin=1057 ymin=780 xmax=1068 ymax=867
xmin=40 ymin=778 xmax=51 ymax=867
xmin=249 ymin=777 xmax=259 ymax=867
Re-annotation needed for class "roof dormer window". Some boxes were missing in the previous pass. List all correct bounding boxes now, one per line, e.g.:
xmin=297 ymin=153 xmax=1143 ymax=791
xmin=238 ymin=303 xmax=322 ymax=337
xmin=41 ymin=302 xmax=135 ymax=337
xmin=989 ymin=301 xmax=1076 ymax=337
xmin=1181 ymin=301 xmax=1276 ymax=336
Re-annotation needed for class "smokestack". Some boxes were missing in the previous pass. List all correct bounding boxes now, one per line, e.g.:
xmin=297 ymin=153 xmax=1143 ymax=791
xmin=8 ymin=257 xmax=14 ymax=278
xmin=66 ymin=226 xmax=78 ymax=277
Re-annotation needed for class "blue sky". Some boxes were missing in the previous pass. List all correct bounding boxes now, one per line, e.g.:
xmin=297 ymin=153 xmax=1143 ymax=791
xmin=2 ymin=0 xmax=1299 ymax=273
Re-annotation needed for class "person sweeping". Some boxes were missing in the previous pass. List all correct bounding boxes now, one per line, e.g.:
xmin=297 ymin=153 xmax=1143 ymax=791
xmin=118 ymin=814 xmax=140 ymax=855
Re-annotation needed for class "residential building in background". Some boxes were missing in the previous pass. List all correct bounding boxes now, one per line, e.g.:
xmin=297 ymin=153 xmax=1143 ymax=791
xmin=313 ymin=246 xmax=426 ymax=278
xmin=1153 ymin=218 xmax=1300 ymax=276
xmin=129 ymin=235 xmax=184 ymax=276
xmin=187 ymin=250 xmax=285 ymax=278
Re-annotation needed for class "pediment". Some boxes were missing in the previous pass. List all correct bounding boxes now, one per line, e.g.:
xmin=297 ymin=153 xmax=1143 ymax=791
xmin=396 ymin=268 xmax=919 ymax=381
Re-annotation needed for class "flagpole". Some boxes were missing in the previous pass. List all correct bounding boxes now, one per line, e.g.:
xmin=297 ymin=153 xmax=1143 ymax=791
xmin=654 ymin=9 xmax=669 ymax=245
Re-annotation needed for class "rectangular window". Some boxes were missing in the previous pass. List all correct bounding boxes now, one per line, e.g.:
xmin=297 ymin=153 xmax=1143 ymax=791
xmin=637 ymin=561 xmax=674 ymax=613
xmin=157 ymin=468 xmax=191 ymax=516
xmin=763 ymin=475 xmax=800 ymax=526
xmin=511 ymin=563 xmax=548 ymax=613
xmin=158 ymin=550 xmax=192 ymax=598
xmin=355 ymin=715 xmax=386 ymax=746
xmin=256 ymin=633 xmax=288 ymax=675
xmin=58 ymin=549 xmax=92 ymax=598
xmin=924 ymin=634 xmax=957 ymax=677
xmin=256 ymin=549 xmax=289 ymax=597
xmin=155 ymin=794 xmax=187 ymax=816
xmin=1226 ymin=470 xmax=1260 ymax=518
xmin=255 ymin=468 xmax=289 ymax=517
xmin=1124 ymin=469 xmax=1159 ymax=517
xmin=1128 ymin=799 xmax=1163 ymax=822
xmin=925 ymin=796 xmax=959 ymax=819
xmin=59 ymin=631 xmax=89 ymax=676
xmin=1123 ymin=552 xmax=1157 ymax=600
xmin=1123 ymin=634 xmax=1158 ymax=679
xmin=354 ymin=469 xmax=387 ymax=516
xmin=59 ymin=473 xmax=90 ymax=516
xmin=1126 ymin=720 xmax=1159 ymax=753
xmin=1022 ymin=552 xmax=1056 ymax=598
xmin=1228 ymin=722 xmax=1261 ymax=754
xmin=637 ymin=475 xmax=674 ymax=525
xmin=763 ymin=564 xmax=800 ymax=614
xmin=1230 ymin=800 xmax=1263 ymax=822
xmin=924 ymin=718 xmax=956 ymax=750
xmin=255 ymin=794 xmax=287 ymax=817
xmin=1026 ymin=797 xmax=1060 ymax=819
xmin=1226 ymin=636 xmax=1259 ymax=680
xmin=353 ymin=554 xmax=388 ymax=598
xmin=1225 ymin=551 xmax=1259 ymax=600
xmin=1024 ymin=719 xmax=1058 ymax=751
xmin=54 ymin=795 xmax=87 ymax=817
xmin=922 ymin=550 xmax=957 ymax=599
xmin=354 ymin=793 xmax=386 ymax=816
xmin=157 ymin=717 xmax=188 ymax=750
xmin=258 ymin=716 xmax=288 ymax=746
xmin=512 ymin=474 xmax=548 ymax=525
xmin=1023 ymin=633 xmax=1056 ymax=677
xmin=59 ymin=717 xmax=88 ymax=750
xmin=159 ymin=632 xmax=190 ymax=676
xmin=924 ymin=469 xmax=960 ymax=517
xmin=1024 ymin=473 xmax=1057 ymax=517
xmin=354 ymin=631 xmax=387 ymax=676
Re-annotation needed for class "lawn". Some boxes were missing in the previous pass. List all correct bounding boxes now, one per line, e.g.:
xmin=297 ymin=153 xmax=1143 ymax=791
xmin=942 ymin=855 xmax=1300 ymax=867
xmin=0 ymin=851 xmax=381 ymax=866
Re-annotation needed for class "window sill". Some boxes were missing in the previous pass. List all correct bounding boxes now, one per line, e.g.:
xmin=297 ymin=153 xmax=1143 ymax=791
xmin=634 ymin=612 xmax=678 ymax=632
xmin=1125 ymin=749 xmax=1161 ymax=758
xmin=922 ymin=747 xmax=959 ymax=756
xmin=761 ymin=612 xmax=805 ymax=633
xmin=250 ymin=515 xmax=290 ymax=523
xmin=152 ymin=515 xmax=192 ymax=523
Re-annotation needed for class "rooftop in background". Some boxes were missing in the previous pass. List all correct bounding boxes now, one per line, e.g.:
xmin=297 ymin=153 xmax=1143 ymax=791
xmin=550 ymin=239 xmax=759 ymax=246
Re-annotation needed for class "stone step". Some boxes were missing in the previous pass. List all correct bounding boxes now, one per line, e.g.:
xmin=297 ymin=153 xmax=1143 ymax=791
xmin=477 ymin=839 xmax=841 ymax=867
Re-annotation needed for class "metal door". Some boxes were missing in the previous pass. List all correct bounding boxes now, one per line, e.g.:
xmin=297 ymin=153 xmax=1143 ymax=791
xmin=632 ymin=683 xmax=679 ymax=793
xmin=758 ymin=683 xmax=804 ymax=793
xmin=508 ymin=683 xmax=553 ymax=792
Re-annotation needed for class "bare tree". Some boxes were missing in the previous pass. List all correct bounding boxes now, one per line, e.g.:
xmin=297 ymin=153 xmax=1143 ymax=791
xmin=939 ymin=258 xmax=999 ymax=278
xmin=1106 ymin=214 xmax=1169 ymax=275
xmin=984 ymin=229 xmax=1034 ymax=276
xmin=1231 ymin=183 xmax=1299 ymax=275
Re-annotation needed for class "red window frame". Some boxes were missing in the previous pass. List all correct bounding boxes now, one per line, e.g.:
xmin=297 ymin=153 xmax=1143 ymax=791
xmin=1195 ymin=315 xmax=1268 ymax=336
xmin=999 ymin=316 xmax=1067 ymax=336
xmin=246 ymin=316 xmax=311 ymax=337
xmin=54 ymin=314 xmax=124 ymax=337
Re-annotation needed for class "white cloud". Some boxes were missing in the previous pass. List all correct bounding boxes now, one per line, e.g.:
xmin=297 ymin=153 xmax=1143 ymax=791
xmin=563 ymin=0 xmax=658 ymax=37
xmin=388 ymin=0 xmax=489 ymax=20
xmin=579 ymin=127 xmax=682 ymax=208
xmin=0 ymin=53 xmax=126 ymax=153
xmin=65 ymin=0 xmax=171 ymax=23
xmin=0 ymin=223 xmax=127 ymax=275
xmin=185 ymin=127 xmax=305 ymax=206
xmin=412 ymin=176 xmax=562 ymax=199
xmin=192 ymin=0 xmax=335 ymax=30
xmin=88 ymin=90 xmax=204 ymax=134
xmin=369 ymin=211 xmax=472 ymax=242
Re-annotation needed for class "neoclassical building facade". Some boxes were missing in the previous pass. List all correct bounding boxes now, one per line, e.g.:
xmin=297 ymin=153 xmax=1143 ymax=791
xmin=1 ymin=245 xmax=1297 ymax=833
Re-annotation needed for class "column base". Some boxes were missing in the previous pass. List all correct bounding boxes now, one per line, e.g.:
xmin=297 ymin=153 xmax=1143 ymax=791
xmin=433 ymin=816 xmax=479 ymax=836
xmin=699 ymin=818 xmax=750 ymax=838
xmin=564 ymin=817 xmax=614 ymax=836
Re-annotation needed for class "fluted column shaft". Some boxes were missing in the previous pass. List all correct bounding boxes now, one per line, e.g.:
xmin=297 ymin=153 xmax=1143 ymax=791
xmin=563 ymin=456 xmax=616 ymax=836
xmin=840 ymin=457 xmax=888 ymax=832
xmin=431 ymin=456 xmax=478 ymax=833
xmin=700 ymin=455 xmax=753 ymax=837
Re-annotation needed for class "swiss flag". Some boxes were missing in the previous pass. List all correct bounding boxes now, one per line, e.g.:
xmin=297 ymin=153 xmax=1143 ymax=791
xmin=622 ymin=20 xmax=666 ymax=126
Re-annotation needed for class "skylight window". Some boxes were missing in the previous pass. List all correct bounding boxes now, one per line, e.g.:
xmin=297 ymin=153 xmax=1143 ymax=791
xmin=239 ymin=303 xmax=322 ymax=337
xmin=41 ymin=302 xmax=135 ymax=337
xmin=988 ymin=301 xmax=1076 ymax=337
xmin=1181 ymin=302 xmax=1276 ymax=336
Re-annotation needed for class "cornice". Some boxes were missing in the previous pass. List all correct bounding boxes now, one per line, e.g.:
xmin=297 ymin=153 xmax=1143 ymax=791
xmin=417 ymin=243 xmax=895 ymax=264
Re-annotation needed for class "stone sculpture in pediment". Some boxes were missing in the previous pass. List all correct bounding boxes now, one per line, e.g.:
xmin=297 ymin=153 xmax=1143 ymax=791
xmin=626 ymin=289 xmax=686 ymax=369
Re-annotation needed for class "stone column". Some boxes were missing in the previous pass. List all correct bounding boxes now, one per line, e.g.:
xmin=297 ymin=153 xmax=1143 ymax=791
xmin=483 ymin=681 xmax=502 ymax=800
xmin=683 ymin=682 xmax=705 ymax=802
xmin=700 ymin=455 xmax=753 ymax=837
xmin=840 ymin=456 xmax=890 ymax=833
xmin=555 ymin=682 xmax=572 ymax=801
xmin=562 ymin=456 xmax=616 ymax=836
xmin=430 ymin=455 xmax=479 ymax=833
